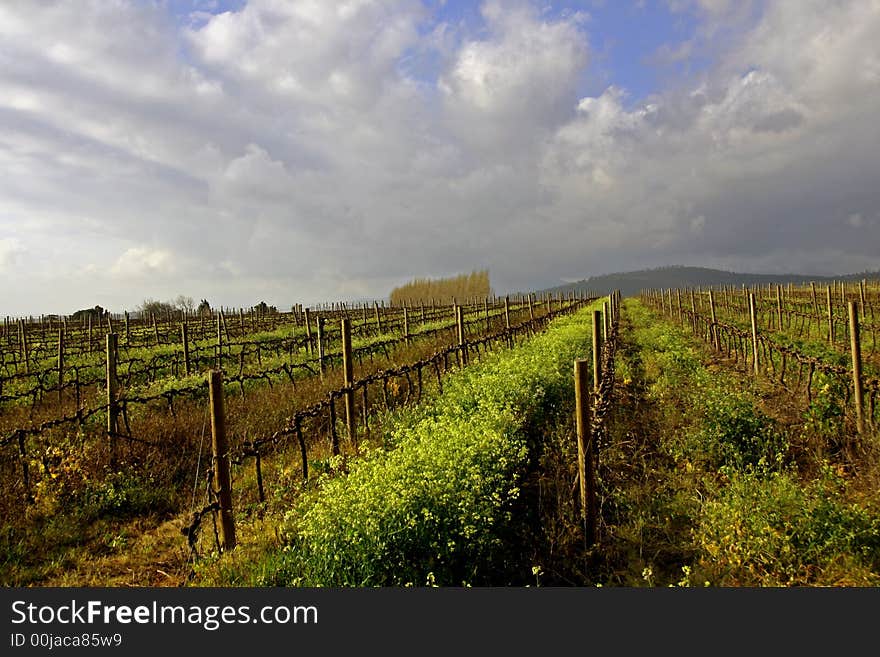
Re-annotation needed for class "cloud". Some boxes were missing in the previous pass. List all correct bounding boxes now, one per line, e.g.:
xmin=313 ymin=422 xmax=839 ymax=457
xmin=439 ymin=0 xmax=588 ymax=153
xmin=110 ymin=247 xmax=176 ymax=279
xmin=0 ymin=237 xmax=25 ymax=270
xmin=1 ymin=0 xmax=880 ymax=315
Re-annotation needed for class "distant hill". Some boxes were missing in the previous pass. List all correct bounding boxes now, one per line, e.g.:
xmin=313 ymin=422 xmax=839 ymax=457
xmin=539 ymin=266 xmax=880 ymax=298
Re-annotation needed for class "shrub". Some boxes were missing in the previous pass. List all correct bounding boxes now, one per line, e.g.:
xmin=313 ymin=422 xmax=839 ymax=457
xmin=695 ymin=389 xmax=788 ymax=472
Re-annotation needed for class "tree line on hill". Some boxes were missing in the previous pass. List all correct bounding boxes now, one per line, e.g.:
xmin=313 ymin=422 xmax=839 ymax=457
xmin=69 ymin=296 xmax=278 ymax=320
xmin=540 ymin=265 xmax=880 ymax=299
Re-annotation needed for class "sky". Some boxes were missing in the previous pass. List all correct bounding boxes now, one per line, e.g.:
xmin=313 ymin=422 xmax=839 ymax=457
xmin=2 ymin=0 xmax=879 ymax=315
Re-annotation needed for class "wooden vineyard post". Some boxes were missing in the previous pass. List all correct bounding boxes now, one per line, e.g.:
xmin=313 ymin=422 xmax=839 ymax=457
xmin=592 ymin=310 xmax=602 ymax=391
xmin=182 ymin=323 xmax=191 ymax=377
xmin=220 ymin=309 xmax=230 ymax=343
xmin=151 ymin=313 xmax=159 ymax=346
xmin=456 ymin=305 xmax=468 ymax=367
xmin=124 ymin=311 xmax=130 ymax=345
xmin=827 ymin=285 xmax=834 ymax=345
xmin=709 ymin=289 xmax=720 ymax=351
xmin=19 ymin=320 xmax=29 ymax=373
xmin=106 ymin=333 xmax=119 ymax=465
xmin=504 ymin=296 xmax=512 ymax=347
xmin=810 ymin=282 xmax=819 ymax=318
xmin=304 ymin=308 xmax=313 ymax=354
xmin=574 ymin=359 xmax=597 ymax=547
xmin=848 ymin=302 xmax=865 ymax=435
xmin=528 ymin=294 xmax=535 ymax=321
xmin=603 ymin=301 xmax=610 ymax=342
xmin=341 ymin=318 xmax=356 ymax=445
xmin=690 ymin=289 xmax=697 ymax=335
xmin=484 ymin=297 xmax=490 ymax=331
xmin=403 ymin=307 xmax=410 ymax=345
xmin=216 ymin=313 xmax=223 ymax=369
xmin=749 ymin=293 xmax=760 ymax=376
xmin=317 ymin=317 xmax=326 ymax=375
xmin=776 ymin=285 xmax=783 ymax=331
xmin=676 ymin=289 xmax=683 ymax=325
xmin=860 ymin=279 xmax=867 ymax=308
xmin=208 ymin=371 xmax=236 ymax=551
xmin=57 ymin=329 xmax=64 ymax=405
xmin=374 ymin=301 xmax=382 ymax=333
xmin=88 ymin=315 xmax=93 ymax=353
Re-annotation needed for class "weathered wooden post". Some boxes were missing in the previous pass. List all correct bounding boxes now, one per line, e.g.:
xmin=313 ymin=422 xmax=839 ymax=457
xmin=603 ymin=301 xmax=610 ymax=342
xmin=749 ymin=293 xmax=760 ymax=376
xmin=57 ymin=329 xmax=64 ymax=405
xmin=592 ymin=310 xmax=602 ymax=391
xmin=216 ymin=313 xmax=223 ymax=369
xmin=374 ymin=301 xmax=382 ymax=333
xmin=341 ymin=318 xmax=355 ymax=444
xmin=87 ymin=315 xmax=93 ymax=353
xmin=403 ymin=307 xmax=410 ymax=345
xmin=709 ymin=289 xmax=720 ymax=351
xmin=503 ymin=296 xmax=512 ymax=347
xmin=456 ymin=305 xmax=467 ymax=367
xmin=220 ymin=309 xmax=230 ymax=343
xmin=19 ymin=320 xmax=29 ymax=373
xmin=810 ymin=282 xmax=819 ymax=330
xmin=827 ymin=285 xmax=834 ymax=345
xmin=575 ymin=358 xmax=597 ymax=547
xmin=106 ymin=333 xmax=119 ymax=464
xmin=304 ymin=308 xmax=313 ymax=354
xmin=124 ymin=311 xmax=130 ymax=345
xmin=528 ymin=294 xmax=535 ymax=321
xmin=208 ymin=371 xmax=236 ymax=551
xmin=317 ymin=316 xmax=326 ymax=375
xmin=182 ymin=323 xmax=191 ymax=377
xmin=776 ymin=285 xmax=783 ymax=331
xmin=848 ymin=302 xmax=865 ymax=435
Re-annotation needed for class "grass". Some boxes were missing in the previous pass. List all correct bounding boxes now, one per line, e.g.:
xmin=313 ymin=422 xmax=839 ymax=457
xmin=0 ymin=300 xmax=585 ymax=586
xmin=594 ymin=298 xmax=880 ymax=587
xmin=191 ymin=301 xmax=604 ymax=586
xmin=9 ymin=292 xmax=876 ymax=588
